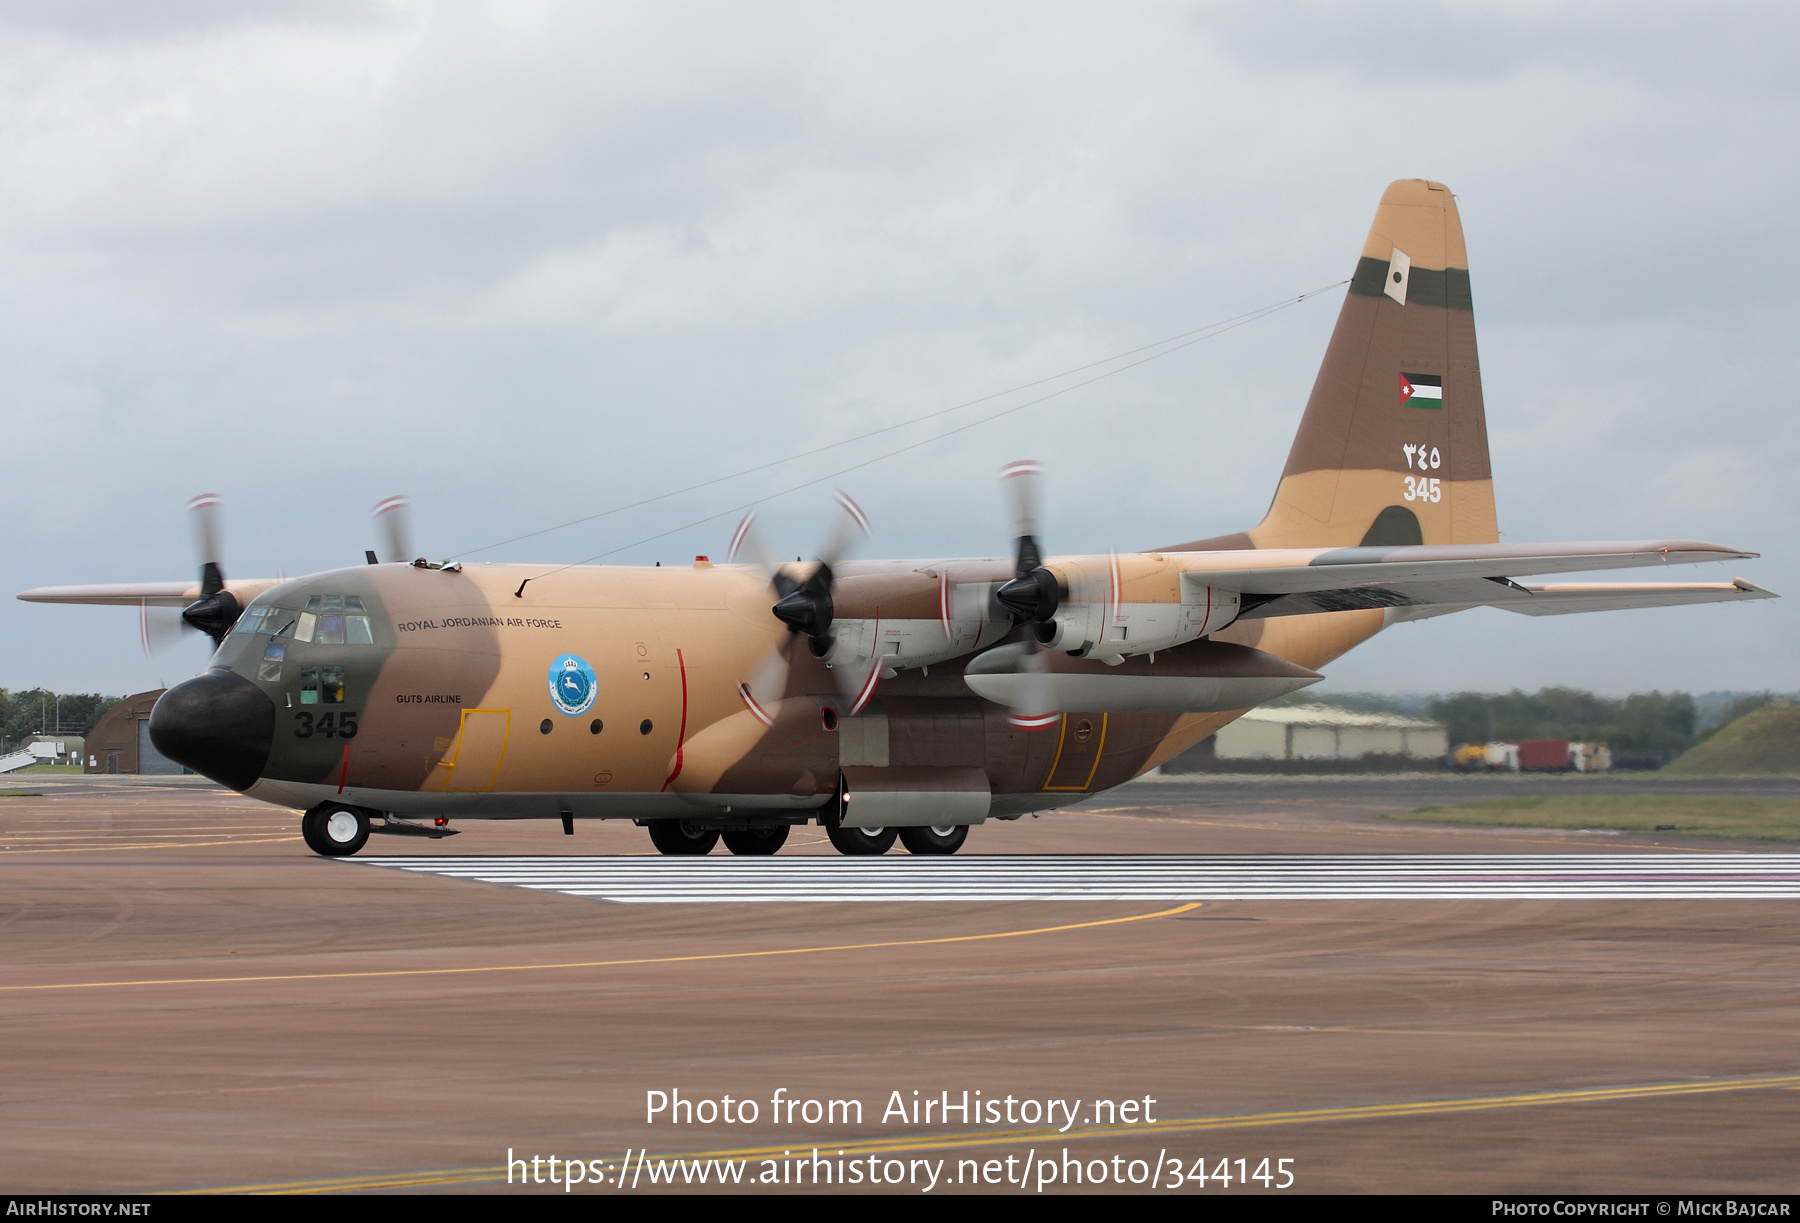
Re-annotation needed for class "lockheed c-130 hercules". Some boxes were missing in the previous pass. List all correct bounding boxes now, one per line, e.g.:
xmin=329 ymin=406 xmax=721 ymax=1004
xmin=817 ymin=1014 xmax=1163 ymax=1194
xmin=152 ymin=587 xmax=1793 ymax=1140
xmin=20 ymin=180 xmax=1776 ymax=858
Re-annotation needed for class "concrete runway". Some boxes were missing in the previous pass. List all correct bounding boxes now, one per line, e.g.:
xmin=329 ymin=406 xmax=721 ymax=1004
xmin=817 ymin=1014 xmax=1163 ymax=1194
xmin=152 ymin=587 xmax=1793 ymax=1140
xmin=3 ymin=772 xmax=1799 ymax=1194
xmin=364 ymin=853 xmax=1800 ymax=902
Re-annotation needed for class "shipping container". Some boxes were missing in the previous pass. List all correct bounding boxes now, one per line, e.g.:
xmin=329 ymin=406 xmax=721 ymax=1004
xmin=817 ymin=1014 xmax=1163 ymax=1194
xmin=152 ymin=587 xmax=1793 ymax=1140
xmin=1515 ymin=739 xmax=1571 ymax=771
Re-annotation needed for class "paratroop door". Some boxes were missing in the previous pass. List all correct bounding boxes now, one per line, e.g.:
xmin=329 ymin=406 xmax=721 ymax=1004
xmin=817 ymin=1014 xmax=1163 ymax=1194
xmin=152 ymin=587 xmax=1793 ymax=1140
xmin=1042 ymin=714 xmax=1107 ymax=791
xmin=441 ymin=710 xmax=511 ymax=793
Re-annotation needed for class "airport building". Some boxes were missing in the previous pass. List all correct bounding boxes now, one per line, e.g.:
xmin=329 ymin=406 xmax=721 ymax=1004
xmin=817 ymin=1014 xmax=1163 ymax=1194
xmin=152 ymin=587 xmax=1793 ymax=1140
xmin=1166 ymin=704 xmax=1450 ymax=772
xmin=83 ymin=690 xmax=181 ymax=774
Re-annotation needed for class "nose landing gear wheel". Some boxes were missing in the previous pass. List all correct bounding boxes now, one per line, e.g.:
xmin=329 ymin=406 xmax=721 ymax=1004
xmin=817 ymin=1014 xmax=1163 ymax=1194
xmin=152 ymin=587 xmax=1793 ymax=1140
xmin=302 ymin=804 xmax=370 ymax=857
xmin=826 ymin=823 xmax=896 ymax=855
xmin=899 ymin=824 xmax=968 ymax=855
xmin=647 ymin=819 xmax=720 ymax=855
xmin=721 ymin=825 xmax=790 ymax=855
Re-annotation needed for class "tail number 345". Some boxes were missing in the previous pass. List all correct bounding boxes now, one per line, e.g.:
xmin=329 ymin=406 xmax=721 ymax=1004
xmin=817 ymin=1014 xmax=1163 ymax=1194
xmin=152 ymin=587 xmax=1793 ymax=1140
xmin=1403 ymin=476 xmax=1441 ymax=503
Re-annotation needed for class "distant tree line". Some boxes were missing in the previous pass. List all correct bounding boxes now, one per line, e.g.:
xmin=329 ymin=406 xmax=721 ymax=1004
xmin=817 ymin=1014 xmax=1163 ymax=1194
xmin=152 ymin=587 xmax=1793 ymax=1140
xmin=1275 ymin=686 xmax=1788 ymax=769
xmin=1428 ymin=688 xmax=1700 ymax=764
xmin=0 ymin=689 xmax=123 ymax=749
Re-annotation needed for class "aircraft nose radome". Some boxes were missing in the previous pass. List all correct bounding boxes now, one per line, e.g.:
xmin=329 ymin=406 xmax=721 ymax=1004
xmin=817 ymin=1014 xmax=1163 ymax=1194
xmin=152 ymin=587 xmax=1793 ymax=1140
xmin=149 ymin=670 xmax=276 ymax=792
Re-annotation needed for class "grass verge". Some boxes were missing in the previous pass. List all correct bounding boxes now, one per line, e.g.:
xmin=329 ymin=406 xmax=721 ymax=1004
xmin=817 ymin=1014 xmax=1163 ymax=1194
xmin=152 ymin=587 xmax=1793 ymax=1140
xmin=1390 ymin=795 xmax=1800 ymax=842
xmin=1664 ymin=705 xmax=1800 ymax=776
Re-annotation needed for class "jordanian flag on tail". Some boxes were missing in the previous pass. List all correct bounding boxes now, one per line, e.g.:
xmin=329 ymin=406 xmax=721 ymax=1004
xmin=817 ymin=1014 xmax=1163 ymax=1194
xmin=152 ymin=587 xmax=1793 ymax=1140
xmin=1400 ymin=372 xmax=1442 ymax=409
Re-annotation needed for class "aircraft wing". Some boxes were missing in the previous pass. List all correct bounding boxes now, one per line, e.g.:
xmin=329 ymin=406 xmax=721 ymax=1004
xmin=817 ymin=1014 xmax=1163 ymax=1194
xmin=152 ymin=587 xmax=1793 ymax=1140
xmin=1171 ymin=541 xmax=1775 ymax=621
xmin=16 ymin=579 xmax=283 ymax=608
xmin=1476 ymin=579 xmax=1776 ymax=617
xmin=1179 ymin=540 xmax=1754 ymax=592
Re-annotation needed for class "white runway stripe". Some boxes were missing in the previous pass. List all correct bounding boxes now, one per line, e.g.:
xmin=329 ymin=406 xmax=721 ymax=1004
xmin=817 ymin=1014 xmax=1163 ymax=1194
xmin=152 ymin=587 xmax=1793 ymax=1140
xmin=354 ymin=854 xmax=1800 ymax=903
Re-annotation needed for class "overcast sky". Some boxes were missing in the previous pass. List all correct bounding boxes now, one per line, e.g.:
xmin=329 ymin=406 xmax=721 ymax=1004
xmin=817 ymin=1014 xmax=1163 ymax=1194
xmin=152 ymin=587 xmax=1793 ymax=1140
xmin=3 ymin=1 xmax=1794 ymax=699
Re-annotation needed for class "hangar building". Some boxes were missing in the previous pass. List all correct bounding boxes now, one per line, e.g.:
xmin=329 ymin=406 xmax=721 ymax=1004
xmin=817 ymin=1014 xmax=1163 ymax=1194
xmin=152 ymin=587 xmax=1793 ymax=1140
xmin=1166 ymin=704 xmax=1450 ymax=772
xmin=83 ymin=690 xmax=180 ymax=774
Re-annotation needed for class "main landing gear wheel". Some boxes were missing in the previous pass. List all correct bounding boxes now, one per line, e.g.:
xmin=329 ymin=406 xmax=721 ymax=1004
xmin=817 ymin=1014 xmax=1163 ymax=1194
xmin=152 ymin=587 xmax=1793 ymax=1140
xmin=302 ymin=804 xmax=370 ymax=857
xmin=721 ymin=825 xmax=790 ymax=856
xmin=647 ymin=820 xmax=720 ymax=855
xmin=826 ymin=823 xmax=896 ymax=855
xmin=899 ymin=824 xmax=968 ymax=855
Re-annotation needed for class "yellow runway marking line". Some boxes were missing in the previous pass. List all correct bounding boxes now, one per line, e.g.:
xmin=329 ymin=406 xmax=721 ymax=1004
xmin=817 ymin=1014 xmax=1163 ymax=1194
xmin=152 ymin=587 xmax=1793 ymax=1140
xmin=193 ymin=1071 xmax=1800 ymax=1194
xmin=0 ymin=836 xmax=302 ymax=855
xmin=0 ymin=828 xmax=289 ymax=842
xmin=0 ymin=901 xmax=1201 ymax=993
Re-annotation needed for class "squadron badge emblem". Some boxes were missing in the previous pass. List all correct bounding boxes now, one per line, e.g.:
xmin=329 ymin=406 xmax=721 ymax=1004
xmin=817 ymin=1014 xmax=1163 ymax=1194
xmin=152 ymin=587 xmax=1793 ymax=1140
xmin=548 ymin=653 xmax=598 ymax=716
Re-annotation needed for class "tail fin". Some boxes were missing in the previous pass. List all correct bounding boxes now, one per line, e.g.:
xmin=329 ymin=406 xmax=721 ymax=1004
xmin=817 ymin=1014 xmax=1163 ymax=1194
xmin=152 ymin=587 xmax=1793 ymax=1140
xmin=1257 ymin=179 xmax=1496 ymax=548
xmin=1169 ymin=180 xmax=1497 ymax=552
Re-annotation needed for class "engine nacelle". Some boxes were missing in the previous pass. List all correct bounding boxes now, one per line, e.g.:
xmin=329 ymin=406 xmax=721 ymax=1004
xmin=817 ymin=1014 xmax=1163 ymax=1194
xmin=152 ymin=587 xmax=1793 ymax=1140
xmin=811 ymin=571 xmax=1014 ymax=676
xmin=815 ymin=614 xmax=1011 ymax=673
xmin=1033 ymin=586 xmax=1241 ymax=662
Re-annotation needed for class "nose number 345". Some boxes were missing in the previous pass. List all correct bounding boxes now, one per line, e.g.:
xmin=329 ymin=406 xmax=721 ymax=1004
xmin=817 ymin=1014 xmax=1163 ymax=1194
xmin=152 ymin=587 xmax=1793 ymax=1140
xmin=293 ymin=712 xmax=359 ymax=739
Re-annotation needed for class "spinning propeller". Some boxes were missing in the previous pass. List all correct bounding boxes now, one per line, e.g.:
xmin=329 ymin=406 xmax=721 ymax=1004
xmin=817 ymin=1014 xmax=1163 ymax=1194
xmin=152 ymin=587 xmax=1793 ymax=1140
xmin=178 ymin=493 xmax=238 ymax=643
xmin=731 ymin=491 xmax=876 ymax=724
xmin=372 ymin=495 xmax=416 ymax=564
xmin=140 ymin=494 xmax=235 ymax=655
xmin=992 ymin=460 xmax=1062 ymax=730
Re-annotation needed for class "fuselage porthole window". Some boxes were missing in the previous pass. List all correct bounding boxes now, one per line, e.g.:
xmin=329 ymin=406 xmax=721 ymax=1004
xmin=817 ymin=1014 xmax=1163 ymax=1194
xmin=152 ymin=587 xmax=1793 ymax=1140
xmin=299 ymin=666 xmax=319 ymax=705
xmin=320 ymin=666 xmax=345 ymax=704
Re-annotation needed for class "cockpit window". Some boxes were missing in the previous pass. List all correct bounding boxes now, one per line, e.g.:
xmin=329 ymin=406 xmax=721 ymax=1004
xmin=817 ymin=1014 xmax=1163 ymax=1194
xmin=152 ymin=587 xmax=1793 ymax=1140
xmin=240 ymin=598 xmax=372 ymax=643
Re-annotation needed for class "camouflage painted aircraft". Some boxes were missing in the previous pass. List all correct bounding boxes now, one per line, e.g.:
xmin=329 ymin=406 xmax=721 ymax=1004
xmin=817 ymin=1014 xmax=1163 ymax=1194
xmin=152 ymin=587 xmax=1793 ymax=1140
xmin=20 ymin=180 xmax=1775 ymax=858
